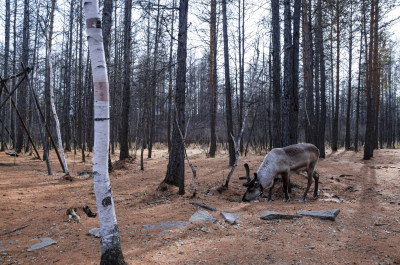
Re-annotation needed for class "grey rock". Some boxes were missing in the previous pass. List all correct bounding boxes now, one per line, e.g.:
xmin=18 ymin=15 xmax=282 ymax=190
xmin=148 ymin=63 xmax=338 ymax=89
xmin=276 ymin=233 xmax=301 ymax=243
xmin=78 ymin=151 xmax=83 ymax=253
xmin=189 ymin=210 xmax=217 ymax=223
xmin=259 ymin=210 xmax=302 ymax=220
xmin=27 ymin=238 xmax=57 ymax=251
xmin=220 ymin=211 xmax=241 ymax=225
xmin=297 ymin=209 xmax=340 ymax=221
xmin=87 ymin=228 xmax=101 ymax=238
xmin=113 ymin=196 xmax=126 ymax=201
xmin=142 ymin=221 xmax=189 ymax=231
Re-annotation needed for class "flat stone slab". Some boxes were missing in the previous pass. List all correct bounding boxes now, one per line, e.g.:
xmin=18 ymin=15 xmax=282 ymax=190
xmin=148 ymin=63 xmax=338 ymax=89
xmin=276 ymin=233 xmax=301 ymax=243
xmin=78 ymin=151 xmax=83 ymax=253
xmin=260 ymin=210 xmax=302 ymax=220
xmin=87 ymin=228 xmax=101 ymax=238
xmin=142 ymin=221 xmax=189 ymax=231
xmin=189 ymin=210 xmax=217 ymax=223
xmin=220 ymin=211 xmax=241 ymax=225
xmin=298 ymin=209 xmax=340 ymax=221
xmin=27 ymin=238 xmax=57 ymax=251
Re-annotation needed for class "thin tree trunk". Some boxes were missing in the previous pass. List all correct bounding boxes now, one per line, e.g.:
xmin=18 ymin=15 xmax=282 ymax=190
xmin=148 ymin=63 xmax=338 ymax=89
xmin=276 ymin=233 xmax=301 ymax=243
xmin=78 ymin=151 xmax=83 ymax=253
xmin=78 ymin=2 xmax=85 ymax=162
xmin=209 ymin=0 xmax=217 ymax=157
xmin=47 ymin=0 xmax=69 ymax=175
xmin=64 ymin=1 xmax=74 ymax=152
xmin=282 ymin=0 xmax=292 ymax=147
xmin=167 ymin=0 xmax=176 ymax=152
xmin=83 ymin=0 xmax=127 ymax=263
xmin=372 ymin=0 xmax=380 ymax=150
xmin=119 ymin=0 xmax=133 ymax=160
xmin=164 ymin=0 xmax=189 ymax=195
xmin=16 ymin=0 xmax=30 ymax=153
xmin=316 ymin=0 xmax=326 ymax=158
xmin=345 ymin=1 xmax=353 ymax=150
xmin=1 ymin=0 xmax=11 ymax=151
xmin=271 ymin=0 xmax=281 ymax=148
xmin=332 ymin=0 xmax=340 ymax=151
xmin=148 ymin=0 xmax=162 ymax=158
xmin=290 ymin=0 xmax=301 ymax=144
xmin=364 ymin=0 xmax=375 ymax=160
xmin=222 ymin=0 xmax=235 ymax=166
xmin=303 ymin=0 xmax=314 ymax=144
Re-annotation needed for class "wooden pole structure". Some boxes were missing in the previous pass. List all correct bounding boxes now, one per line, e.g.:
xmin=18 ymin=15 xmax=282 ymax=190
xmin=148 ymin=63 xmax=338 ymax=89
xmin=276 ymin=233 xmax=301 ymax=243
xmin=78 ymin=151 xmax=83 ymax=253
xmin=0 ymin=73 xmax=27 ymax=109
xmin=0 ymin=74 xmax=41 ymax=159
xmin=24 ymin=64 xmax=52 ymax=175
xmin=28 ymin=75 xmax=66 ymax=173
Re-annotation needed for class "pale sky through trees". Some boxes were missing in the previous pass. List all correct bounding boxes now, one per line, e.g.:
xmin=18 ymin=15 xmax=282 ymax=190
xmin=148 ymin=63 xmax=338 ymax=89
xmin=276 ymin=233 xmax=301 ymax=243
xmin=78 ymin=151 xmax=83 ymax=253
xmin=1 ymin=0 xmax=399 ymax=92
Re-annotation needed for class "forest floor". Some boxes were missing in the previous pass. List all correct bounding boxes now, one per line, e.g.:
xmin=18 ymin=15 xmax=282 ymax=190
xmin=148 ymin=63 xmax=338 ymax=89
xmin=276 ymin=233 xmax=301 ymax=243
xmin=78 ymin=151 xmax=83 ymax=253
xmin=1 ymin=145 xmax=400 ymax=264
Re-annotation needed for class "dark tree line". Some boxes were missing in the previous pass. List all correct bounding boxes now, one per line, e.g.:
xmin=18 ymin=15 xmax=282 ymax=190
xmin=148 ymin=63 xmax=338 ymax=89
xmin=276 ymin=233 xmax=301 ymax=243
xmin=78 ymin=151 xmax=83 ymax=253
xmin=0 ymin=0 xmax=399 ymax=190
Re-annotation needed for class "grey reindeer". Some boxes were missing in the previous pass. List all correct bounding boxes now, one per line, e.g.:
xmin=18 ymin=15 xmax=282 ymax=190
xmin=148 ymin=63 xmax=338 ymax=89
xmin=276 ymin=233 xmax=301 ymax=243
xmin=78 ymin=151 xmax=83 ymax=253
xmin=242 ymin=143 xmax=320 ymax=202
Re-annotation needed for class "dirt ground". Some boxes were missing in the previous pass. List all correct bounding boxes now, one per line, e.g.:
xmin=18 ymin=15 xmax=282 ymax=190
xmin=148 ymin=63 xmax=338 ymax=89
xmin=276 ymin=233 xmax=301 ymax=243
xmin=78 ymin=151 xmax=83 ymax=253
xmin=1 ymin=146 xmax=400 ymax=264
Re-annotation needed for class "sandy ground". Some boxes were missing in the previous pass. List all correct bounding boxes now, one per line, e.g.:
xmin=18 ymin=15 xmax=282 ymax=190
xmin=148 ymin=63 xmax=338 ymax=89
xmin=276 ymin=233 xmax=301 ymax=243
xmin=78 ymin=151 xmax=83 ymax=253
xmin=1 ymin=146 xmax=400 ymax=264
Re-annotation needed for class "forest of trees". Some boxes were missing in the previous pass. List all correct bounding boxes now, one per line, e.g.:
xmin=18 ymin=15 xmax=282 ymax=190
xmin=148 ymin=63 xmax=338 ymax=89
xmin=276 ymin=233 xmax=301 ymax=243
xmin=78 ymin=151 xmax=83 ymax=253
xmin=1 ymin=0 xmax=399 ymax=262
xmin=0 ymin=0 xmax=399 ymax=165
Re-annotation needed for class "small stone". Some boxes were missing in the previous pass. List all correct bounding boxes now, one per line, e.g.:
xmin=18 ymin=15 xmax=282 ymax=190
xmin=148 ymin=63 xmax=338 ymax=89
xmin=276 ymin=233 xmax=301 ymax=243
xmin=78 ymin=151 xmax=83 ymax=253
xmin=27 ymin=238 xmax=57 ymax=251
xmin=260 ymin=210 xmax=302 ymax=220
xmin=220 ymin=211 xmax=241 ymax=225
xmin=87 ymin=228 xmax=101 ymax=238
xmin=189 ymin=210 xmax=217 ymax=223
xmin=298 ymin=209 xmax=340 ymax=221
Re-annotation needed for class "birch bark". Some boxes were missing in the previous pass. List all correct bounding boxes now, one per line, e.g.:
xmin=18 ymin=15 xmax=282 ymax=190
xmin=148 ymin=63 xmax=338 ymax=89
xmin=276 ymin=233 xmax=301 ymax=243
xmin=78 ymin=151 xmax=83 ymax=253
xmin=83 ymin=0 xmax=126 ymax=263
xmin=47 ymin=0 xmax=69 ymax=175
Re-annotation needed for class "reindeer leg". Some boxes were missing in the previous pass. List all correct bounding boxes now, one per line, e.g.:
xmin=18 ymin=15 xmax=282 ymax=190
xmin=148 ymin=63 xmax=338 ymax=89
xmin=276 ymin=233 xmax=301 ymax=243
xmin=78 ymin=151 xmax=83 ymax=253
xmin=267 ymin=180 xmax=275 ymax=202
xmin=312 ymin=171 xmax=319 ymax=199
xmin=300 ymin=168 xmax=314 ymax=202
xmin=282 ymin=172 xmax=290 ymax=202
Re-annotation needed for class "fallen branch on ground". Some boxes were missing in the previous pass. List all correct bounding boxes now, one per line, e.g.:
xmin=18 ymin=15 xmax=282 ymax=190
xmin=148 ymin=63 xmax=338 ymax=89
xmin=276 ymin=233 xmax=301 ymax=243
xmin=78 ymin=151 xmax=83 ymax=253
xmin=0 ymin=225 xmax=29 ymax=236
xmin=189 ymin=202 xmax=217 ymax=212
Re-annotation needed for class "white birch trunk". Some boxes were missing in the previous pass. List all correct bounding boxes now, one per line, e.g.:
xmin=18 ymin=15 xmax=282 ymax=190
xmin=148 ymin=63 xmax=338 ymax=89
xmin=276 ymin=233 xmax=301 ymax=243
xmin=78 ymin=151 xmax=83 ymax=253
xmin=49 ymin=53 xmax=69 ymax=175
xmin=48 ymin=0 xmax=69 ymax=175
xmin=83 ymin=0 xmax=126 ymax=263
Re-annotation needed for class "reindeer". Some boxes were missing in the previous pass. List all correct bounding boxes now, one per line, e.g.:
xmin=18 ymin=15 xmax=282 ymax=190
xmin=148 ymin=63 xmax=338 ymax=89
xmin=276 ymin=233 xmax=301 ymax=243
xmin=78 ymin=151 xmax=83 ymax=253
xmin=242 ymin=143 xmax=320 ymax=202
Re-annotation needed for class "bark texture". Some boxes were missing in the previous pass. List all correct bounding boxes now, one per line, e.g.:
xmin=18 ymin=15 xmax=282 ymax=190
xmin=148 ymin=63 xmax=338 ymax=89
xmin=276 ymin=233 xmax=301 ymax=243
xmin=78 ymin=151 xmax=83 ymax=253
xmin=222 ymin=0 xmax=235 ymax=166
xmin=164 ymin=0 xmax=189 ymax=195
xmin=83 ymin=0 xmax=126 ymax=263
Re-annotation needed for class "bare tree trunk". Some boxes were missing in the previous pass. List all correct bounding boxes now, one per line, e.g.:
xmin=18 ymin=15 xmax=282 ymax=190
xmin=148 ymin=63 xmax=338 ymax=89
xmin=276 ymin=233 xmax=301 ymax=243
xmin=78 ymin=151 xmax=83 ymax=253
xmin=83 ymin=1 xmax=127 ymax=263
xmin=364 ymin=0 xmax=375 ymax=160
xmin=332 ymin=0 xmax=340 ymax=151
xmin=167 ymin=0 xmax=176 ymax=152
xmin=345 ymin=1 xmax=353 ymax=150
xmin=282 ymin=0 xmax=292 ymax=147
xmin=290 ymin=0 xmax=301 ymax=145
xmin=209 ymin=0 xmax=217 ymax=157
xmin=271 ymin=0 xmax=281 ymax=148
xmin=316 ymin=0 xmax=326 ymax=158
xmin=119 ymin=0 xmax=133 ymax=160
xmin=149 ymin=0 xmax=162 ymax=158
xmin=1 ymin=0 xmax=11 ymax=151
xmin=222 ymin=0 xmax=235 ymax=166
xmin=48 ymin=0 xmax=69 ymax=175
xmin=164 ymin=0 xmax=189 ymax=195
xmin=354 ymin=25 xmax=363 ymax=152
xmin=303 ymin=0 xmax=314 ymax=144
xmin=372 ymin=0 xmax=380 ymax=150
xmin=63 ymin=0 xmax=74 ymax=152
xmin=16 ymin=0 xmax=30 ymax=153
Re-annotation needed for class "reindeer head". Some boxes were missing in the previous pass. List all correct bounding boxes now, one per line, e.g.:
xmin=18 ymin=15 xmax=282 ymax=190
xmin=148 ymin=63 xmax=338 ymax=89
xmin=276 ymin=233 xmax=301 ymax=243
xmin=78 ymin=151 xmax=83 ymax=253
xmin=242 ymin=164 xmax=264 ymax=202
